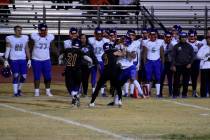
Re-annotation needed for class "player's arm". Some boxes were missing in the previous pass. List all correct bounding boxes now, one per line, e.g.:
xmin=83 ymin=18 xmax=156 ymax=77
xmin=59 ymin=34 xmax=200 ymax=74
xmin=89 ymin=45 xmax=98 ymax=65
xmin=25 ymin=42 xmax=32 ymax=68
xmin=50 ymin=41 xmax=58 ymax=56
xmin=83 ymin=55 xmax=93 ymax=65
xmin=4 ymin=38 xmax=11 ymax=67
xmin=25 ymin=42 xmax=31 ymax=60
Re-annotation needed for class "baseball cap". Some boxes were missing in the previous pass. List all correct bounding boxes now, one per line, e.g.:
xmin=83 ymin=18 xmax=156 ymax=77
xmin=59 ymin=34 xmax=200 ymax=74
xmin=95 ymin=27 xmax=103 ymax=34
xmin=179 ymin=32 xmax=187 ymax=38
xmin=150 ymin=28 xmax=158 ymax=35
xmin=69 ymin=27 xmax=78 ymax=34
xmin=110 ymin=29 xmax=117 ymax=36
xmin=164 ymin=31 xmax=172 ymax=37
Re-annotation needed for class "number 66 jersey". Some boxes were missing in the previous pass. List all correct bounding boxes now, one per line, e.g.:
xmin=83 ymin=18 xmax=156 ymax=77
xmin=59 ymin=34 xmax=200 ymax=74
xmin=31 ymin=33 xmax=54 ymax=61
xmin=6 ymin=35 xmax=29 ymax=60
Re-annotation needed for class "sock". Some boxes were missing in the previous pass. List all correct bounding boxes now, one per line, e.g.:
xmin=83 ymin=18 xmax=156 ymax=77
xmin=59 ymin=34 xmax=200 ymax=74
xmin=46 ymin=88 xmax=51 ymax=94
xmin=100 ymin=88 xmax=105 ymax=95
xmin=122 ymin=89 xmax=125 ymax=96
xmin=130 ymin=83 xmax=134 ymax=95
xmin=124 ymin=82 xmax=129 ymax=94
xmin=114 ymin=94 xmax=119 ymax=105
xmin=13 ymin=84 xmax=18 ymax=94
xmin=92 ymin=87 xmax=95 ymax=93
xmin=133 ymin=80 xmax=143 ymax=95
xmin=146 ymin=84 xmax=150 ymax=94
xmin=35 ymin=89 xmax=40 ymax=94
xmin=18 ymin=83 xmax=23 ymax=91
xmin=71 ymin=91 xmax=78 ymax=97
xmin=155 ymin=84 xmax=160 ymax=95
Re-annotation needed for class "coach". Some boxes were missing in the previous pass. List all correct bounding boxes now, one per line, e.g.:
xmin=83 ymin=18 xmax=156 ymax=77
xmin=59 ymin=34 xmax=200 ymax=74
xmin=171 ymin=32 xmax=194 ymax=98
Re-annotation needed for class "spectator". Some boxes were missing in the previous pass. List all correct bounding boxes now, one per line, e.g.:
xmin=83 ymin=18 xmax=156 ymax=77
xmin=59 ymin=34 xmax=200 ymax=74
xmin=80 ymin=34 xmax=98 ymax=97
xmin=0 ymin=0 xmax=10 ymax=23
xmin=171 ymin=32 xmax=194 ymax=98
xmin=160 ymin=31 xmax=174 ymax=97
xmin=197 ymin=34 xmax=210 ymax=98
xmin=117 ymin=0 xmax=137 ymax=24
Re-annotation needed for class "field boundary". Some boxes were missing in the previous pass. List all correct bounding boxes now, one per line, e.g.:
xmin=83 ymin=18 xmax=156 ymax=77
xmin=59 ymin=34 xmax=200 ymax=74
xmin=162 ymin=99 xmax=210 ymax=111
xmin=0 ymin=103 xmax=133 ymax=140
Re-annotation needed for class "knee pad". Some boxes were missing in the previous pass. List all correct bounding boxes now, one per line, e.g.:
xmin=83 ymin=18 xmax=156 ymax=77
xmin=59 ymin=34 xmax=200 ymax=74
xmin=20 ymin=74 xmax=27 ymax=83
xmin=13 ymin=73 xmax=19 ymax=84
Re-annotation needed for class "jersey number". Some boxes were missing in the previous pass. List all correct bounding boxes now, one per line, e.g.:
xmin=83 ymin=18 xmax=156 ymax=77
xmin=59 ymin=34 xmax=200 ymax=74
xmin=67 ymin=53 xmax=77 ymax=67
xmin=15 ymin=44 xmax=23 ymax=51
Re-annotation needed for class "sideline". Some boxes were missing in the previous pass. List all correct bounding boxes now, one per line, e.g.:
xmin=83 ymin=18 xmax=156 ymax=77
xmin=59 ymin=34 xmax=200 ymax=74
xmin=163 ymin=99 xmax=210 ymax=111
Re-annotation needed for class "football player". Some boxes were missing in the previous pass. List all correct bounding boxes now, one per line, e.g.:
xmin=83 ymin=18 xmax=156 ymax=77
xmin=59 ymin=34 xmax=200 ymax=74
xmin=64 ymin=39 xmax=93 ymax=107
xmin=4 ymin=25 xmax=31 ymax=96
xmin=143 ymin=28 xmax=165 ymax=97
xmin=88 ymin=27 xmax=109 ymax=96
xmin=30 ymin=23 xmax=56 ymax=97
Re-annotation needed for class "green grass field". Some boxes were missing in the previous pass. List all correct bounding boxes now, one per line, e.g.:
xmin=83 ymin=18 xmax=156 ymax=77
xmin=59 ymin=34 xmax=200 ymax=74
xmin=0 ymin=83 xmax=210 ymax=140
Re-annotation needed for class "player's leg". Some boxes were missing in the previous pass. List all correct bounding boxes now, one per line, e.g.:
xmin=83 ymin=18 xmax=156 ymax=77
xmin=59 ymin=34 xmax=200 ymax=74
xmin=90 ymin=66 xmax=97 ymax=93
xmin=42 ymin=60 xmax=52 ymax=96
xmin=153 ymin=60 xmax=162 ymax=97
xmin=90 ymin=73 xmax=107 ymax=105
xmin=144 ymin=60 xmax=153 ymax=96
xmin=64 ymin=68 xmax=72 ymax=95
xmin=129 ymin=65 xmax=144 ymax=97
xmin=173 ymin=66 xmax=181 ymax=98
xmin=166 ymin=63 xmax=173 ymax=97
xmin=160 ymin=62 xmax=166 ymax=97
xmin=182 ymin=66 xmax=190 ymax=98
xmin=191 ymin=60 xmax=200 ymax=97
xmin=98 ymin=61 xmax=106 ymax=96
xmin=32 ymin=60 xmax=42 ymax=96
xmin=18 ymin=60 xmax=28 ymax=96
xmin=81 ymin=66 xmax=90 ymax=96
xmin=71 ymin=69 xmax=82 ymax=107
xmin=10 ymin=60 xmax=20 ymax=96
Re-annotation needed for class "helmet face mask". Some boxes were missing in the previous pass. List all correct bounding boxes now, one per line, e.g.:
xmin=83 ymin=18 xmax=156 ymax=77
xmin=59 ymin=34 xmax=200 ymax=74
xmin=1 ymin=67 xmax=12 ymax=78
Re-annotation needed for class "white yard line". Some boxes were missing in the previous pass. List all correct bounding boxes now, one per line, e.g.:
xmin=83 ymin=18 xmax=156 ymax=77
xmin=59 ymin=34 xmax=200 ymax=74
xmin=0 ymin=104 xmax=133 ymax=140
xmin=163 ymin=99 xmax=210 ymax=111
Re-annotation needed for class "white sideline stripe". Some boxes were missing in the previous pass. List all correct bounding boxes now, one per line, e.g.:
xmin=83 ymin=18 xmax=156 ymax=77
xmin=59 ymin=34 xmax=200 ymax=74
xmin=0 ymin=104 xmax=133 ymax=140
xmin=163 ymin=100 xmax=210 ymax=111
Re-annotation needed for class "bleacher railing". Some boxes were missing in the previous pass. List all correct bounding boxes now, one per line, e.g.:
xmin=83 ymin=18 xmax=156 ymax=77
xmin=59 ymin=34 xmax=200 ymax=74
xmin=0 ymin=3 xmax=210 ymax=36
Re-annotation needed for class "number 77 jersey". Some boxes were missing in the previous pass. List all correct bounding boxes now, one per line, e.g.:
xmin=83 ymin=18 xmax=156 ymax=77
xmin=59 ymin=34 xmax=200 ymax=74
xmin=31 ymin=33 xmax=54 ymax=61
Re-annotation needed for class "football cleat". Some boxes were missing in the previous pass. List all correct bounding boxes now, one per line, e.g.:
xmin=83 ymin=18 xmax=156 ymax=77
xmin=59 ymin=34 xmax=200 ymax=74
xmin=89 ymin=102 xmax=95 ymax=107
xmin=107 ymin=101 xmax=115 ymax=106
xmin=17 ymin=90 xmax=22 ymax=96
xmin=34 ymin=92 xmax=40 ymax=97
xmin=46 ymin=92 xmax=53 ymax=97
xmin=118 ymin=100 xmax=122 ymax=107
xmin=192 ymin=91 xmax=199 ymax=98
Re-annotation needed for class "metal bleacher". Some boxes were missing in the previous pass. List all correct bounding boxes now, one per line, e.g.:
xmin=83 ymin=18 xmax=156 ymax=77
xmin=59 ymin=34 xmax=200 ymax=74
xmin=0 ymin=0 xmax=210 ymax=36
